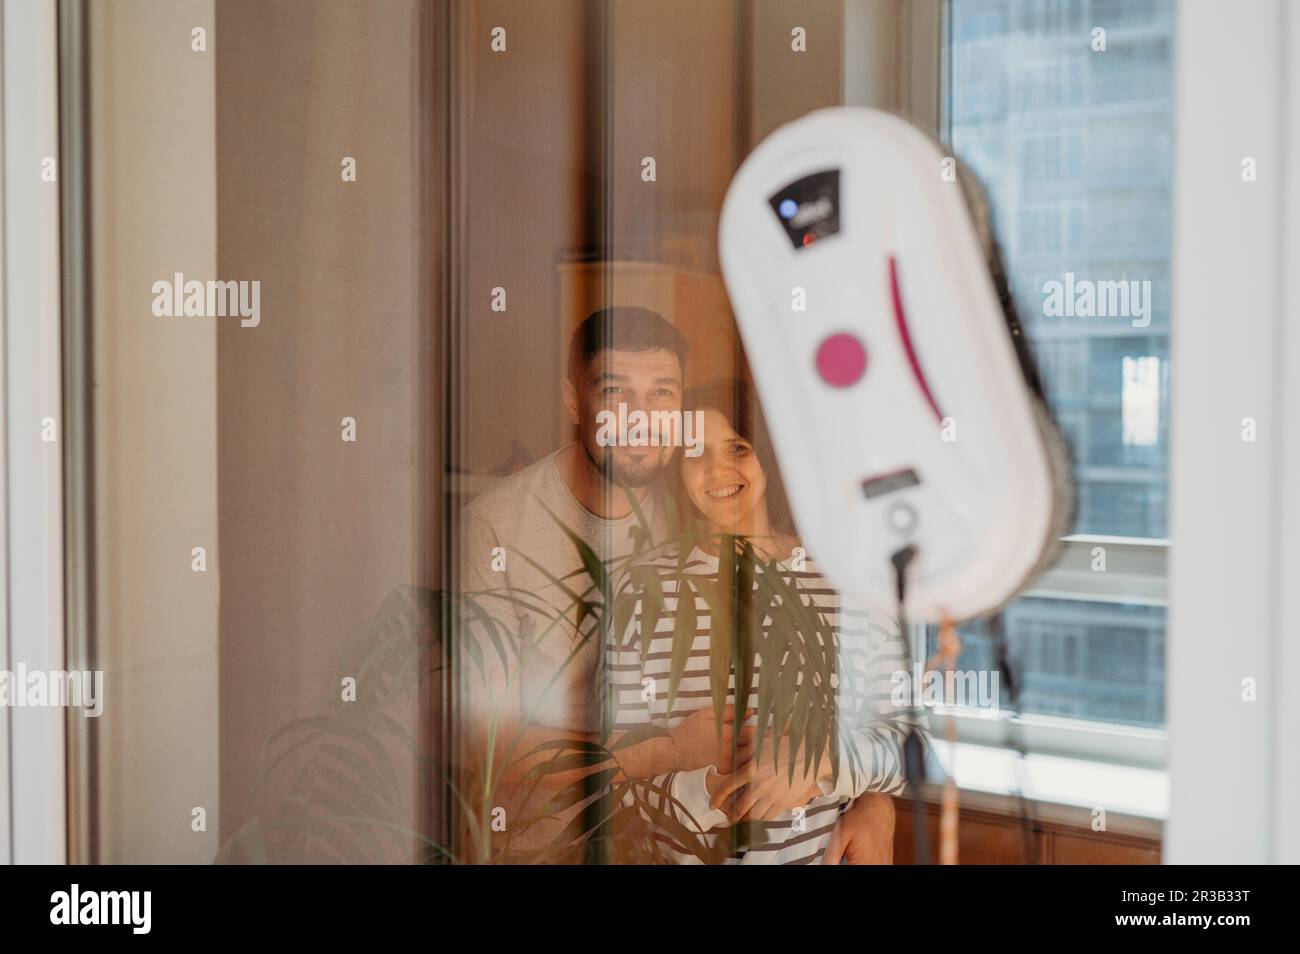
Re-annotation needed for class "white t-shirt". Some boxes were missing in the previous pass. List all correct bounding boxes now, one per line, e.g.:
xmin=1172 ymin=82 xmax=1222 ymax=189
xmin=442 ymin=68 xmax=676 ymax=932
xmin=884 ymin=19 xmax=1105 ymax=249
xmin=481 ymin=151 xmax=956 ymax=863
xmin=458 ymin=443 xmax=671 ymax=732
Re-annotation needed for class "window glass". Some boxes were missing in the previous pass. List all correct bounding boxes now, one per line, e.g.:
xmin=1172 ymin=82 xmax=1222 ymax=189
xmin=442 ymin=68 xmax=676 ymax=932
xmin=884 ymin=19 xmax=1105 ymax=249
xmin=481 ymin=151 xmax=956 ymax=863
xmin=939 ymin=0 xmax=1174 ymax=729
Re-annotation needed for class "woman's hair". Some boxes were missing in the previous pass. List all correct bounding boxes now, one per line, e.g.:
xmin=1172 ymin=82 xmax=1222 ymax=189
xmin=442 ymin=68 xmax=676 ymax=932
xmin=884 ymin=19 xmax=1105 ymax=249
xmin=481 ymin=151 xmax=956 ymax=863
xmin=673 ymin=378 xmax=796 ymax=534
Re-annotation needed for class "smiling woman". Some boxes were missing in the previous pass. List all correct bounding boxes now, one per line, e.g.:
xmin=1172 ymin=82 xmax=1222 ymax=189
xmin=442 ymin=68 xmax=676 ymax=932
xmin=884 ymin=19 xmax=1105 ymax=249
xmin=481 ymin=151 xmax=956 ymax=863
xmin=674 ymin=380 xmax=794 ymax=538
xmin=599 ymin=378 xmax=916 ymax=864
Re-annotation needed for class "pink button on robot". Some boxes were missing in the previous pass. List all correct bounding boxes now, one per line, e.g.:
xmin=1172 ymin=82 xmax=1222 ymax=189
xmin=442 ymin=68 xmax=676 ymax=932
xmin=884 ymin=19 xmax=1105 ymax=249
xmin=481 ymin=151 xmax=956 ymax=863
xmin=815 ymin=332 xmax=868 ymax=387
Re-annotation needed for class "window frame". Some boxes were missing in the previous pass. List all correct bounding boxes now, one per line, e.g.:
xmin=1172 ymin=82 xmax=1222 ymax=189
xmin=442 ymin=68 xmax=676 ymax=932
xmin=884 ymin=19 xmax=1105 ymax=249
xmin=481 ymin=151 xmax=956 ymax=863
xmin=925 ymin=0 xmax=1172 ymax=776
xmin=907 ymin=535 xmax=1168 ymax=770
xmin=1 ymin=0 xmax=69 ymax=864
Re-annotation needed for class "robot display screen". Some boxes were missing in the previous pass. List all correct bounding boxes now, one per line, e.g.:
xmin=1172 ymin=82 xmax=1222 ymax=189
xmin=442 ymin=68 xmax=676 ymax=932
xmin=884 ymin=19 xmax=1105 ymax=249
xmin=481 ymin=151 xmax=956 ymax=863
xmin=768 ymin=168 xmax=841 ymax=249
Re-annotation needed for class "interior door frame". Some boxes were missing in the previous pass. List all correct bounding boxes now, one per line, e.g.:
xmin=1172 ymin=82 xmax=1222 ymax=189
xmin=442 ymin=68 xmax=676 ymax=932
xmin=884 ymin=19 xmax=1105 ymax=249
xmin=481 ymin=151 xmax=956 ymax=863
xmin=2 ymin=0 xmax=69 ymax=865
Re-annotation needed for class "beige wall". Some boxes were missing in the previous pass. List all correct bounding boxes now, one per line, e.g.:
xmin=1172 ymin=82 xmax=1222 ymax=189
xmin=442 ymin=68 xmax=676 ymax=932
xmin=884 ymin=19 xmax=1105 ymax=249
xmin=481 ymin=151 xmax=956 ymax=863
xmin=456 ymin=0 xmax=849 ymax=480
xmin=87 ymin=0 xmax=219 ymax=862
xmin=746 ymin=0 xmax=846 ymax=149
xmin=76 ymin=0 xmax=851 ymax=862
xmin=456 ymin=0 xmax=590 ymax=475
xmin=214 ymin=0 xmax=427 ymax=859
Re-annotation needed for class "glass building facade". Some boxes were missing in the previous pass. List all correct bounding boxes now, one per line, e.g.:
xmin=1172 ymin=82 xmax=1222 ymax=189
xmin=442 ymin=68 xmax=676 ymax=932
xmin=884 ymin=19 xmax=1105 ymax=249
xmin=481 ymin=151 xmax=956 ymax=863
xmin=932 ymin=0 xmax=1173 ymax=729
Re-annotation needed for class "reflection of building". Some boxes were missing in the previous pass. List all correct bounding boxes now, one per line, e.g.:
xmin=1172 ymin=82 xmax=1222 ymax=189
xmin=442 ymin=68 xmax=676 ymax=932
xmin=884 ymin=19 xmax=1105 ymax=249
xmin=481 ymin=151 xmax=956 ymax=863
xmin=937 ymin=0 xmax=1174 ymax=728
xmin=951 ymin=0 xmax=1173 ymax=539
xmin=933 ymin=600 xmax=1166 ymax=728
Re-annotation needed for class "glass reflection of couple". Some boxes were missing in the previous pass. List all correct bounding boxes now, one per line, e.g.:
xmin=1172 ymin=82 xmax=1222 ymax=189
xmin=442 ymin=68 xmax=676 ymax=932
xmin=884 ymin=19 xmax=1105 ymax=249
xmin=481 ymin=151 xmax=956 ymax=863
xmin=460 ymin=306 xmax=914 ymax=864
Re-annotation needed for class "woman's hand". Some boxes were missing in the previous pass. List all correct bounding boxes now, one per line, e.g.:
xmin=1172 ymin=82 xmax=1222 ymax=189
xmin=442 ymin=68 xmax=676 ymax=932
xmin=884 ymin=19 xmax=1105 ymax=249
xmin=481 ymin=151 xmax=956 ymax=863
xmin=612 ymin=705 xmax=755 ymax=779
xmin=668 ymin=705 xmax=755 ymax=773
xmin=822 ymin=792 xmax=896 ymax=865
xmin=706 ymin=738 xmax=825 ymax=820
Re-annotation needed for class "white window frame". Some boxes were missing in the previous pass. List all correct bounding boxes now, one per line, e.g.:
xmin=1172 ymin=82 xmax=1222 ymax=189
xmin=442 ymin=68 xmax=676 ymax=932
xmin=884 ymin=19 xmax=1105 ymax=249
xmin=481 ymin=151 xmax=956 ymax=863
xmin=908 ymin=535 xmax=1168 ymax=771
xmin=1 ymin=0 xmax=67 ymax=865
xmin=840 ymin=0 xmax=1177 ymax=822
xmin=1165 ymin=0 xmax=1300 ymax=865
xmin=919 ymin=0 xmax=1300 ymax=862
xmin=873 ymin=1 xmax=1174 ymax=779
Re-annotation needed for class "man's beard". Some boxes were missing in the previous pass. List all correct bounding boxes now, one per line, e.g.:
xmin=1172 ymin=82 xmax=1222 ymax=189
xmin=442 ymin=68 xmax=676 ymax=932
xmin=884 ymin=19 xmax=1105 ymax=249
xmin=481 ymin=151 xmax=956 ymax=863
xmin=586 ymin=444 xmax=660 ymax=489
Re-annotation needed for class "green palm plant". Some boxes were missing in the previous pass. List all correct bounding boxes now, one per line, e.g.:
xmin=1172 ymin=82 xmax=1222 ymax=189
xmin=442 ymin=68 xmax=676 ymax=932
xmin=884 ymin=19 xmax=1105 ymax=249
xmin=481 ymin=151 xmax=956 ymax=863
xmin=217 ymin=494 xmax=891 ymax=865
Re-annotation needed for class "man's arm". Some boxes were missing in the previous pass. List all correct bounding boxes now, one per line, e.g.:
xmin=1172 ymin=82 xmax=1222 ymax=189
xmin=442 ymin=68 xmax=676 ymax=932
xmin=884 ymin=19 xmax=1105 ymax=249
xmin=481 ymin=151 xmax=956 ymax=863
xmin=822 ymin=792 xmax=896 ymax=865
xmin=457 ymin=508 xmax=591 ymax=794
xmin=815 ymin=617 xmax=921 ymax=800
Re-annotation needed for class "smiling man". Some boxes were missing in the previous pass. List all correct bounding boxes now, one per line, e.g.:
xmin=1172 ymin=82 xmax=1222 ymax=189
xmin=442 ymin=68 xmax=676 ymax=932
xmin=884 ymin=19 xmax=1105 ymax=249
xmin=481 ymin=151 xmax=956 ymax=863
xmin=460 ymin=307 xmax=685 ymax=722
xmin=457 ymin=307 xmax=690 ymax=855
xmin=458 ymin=305 xmax=895 ymax=863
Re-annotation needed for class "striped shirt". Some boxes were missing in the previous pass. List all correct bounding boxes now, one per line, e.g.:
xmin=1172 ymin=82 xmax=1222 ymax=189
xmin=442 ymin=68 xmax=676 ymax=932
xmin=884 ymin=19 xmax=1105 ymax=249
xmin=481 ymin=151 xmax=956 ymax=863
xmin=604 ymin=542 xmax=918 ymax=865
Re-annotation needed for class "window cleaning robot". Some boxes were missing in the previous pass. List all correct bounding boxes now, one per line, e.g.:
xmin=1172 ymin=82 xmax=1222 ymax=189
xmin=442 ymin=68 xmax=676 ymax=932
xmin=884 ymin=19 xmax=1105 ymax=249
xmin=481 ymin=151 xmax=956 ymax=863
xmin=719 ymin=106 xmax=1076 ymax=862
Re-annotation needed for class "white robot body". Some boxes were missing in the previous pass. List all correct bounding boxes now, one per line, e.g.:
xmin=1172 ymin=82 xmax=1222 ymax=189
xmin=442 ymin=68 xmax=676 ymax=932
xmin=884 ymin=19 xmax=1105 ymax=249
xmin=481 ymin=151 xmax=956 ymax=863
xmin=719 ymin=107 xmax=1071 ymax=622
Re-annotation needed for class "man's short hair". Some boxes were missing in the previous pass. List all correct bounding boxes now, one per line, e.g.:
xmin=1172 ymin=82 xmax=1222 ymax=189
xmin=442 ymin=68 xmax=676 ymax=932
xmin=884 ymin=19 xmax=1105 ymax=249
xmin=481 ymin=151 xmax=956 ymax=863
xmin=566 ymin=306 xmax=688 ymax=383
